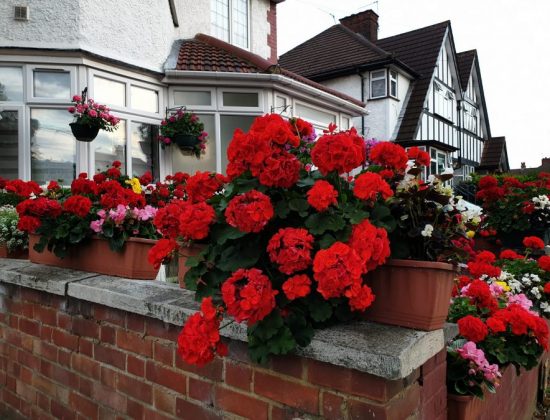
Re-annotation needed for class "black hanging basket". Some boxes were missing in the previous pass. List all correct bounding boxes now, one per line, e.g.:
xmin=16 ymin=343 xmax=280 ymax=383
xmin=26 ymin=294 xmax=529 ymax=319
xmin=70 ymin=122 xmax=100 ymax=142
xmin=173 ymin=133 xmax=200 ymax=150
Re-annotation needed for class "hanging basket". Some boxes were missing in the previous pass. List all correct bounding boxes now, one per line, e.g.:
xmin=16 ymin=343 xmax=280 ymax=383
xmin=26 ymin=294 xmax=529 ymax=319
xmin=70 ymin=122 xmax=100 ymax=142
xmin=173 ymin=133 xmax=200 ymax=150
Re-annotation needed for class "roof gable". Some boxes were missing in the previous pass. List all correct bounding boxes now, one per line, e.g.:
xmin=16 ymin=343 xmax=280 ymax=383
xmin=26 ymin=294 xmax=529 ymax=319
xmin=456 ymin=50 xmax=476 ymax=92
xmin=479 ymin=137 xmax=509 ymax=171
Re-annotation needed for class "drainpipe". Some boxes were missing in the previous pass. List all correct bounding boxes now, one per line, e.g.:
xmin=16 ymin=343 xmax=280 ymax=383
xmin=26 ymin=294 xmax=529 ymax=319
xmin=358 ymin=70 xmax=366 ymax=137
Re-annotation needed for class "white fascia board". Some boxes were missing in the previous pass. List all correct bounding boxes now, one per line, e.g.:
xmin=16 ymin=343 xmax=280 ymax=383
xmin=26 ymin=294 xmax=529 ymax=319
xmin=163 ymin=70 xmax=367 ymax=116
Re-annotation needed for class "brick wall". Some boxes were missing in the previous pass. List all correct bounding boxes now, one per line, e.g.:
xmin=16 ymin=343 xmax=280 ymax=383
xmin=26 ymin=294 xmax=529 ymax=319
xmin=0 ymin=284 xmax=447 ymax=419
xmin=267 ymin=1 xmax=277 ymax=64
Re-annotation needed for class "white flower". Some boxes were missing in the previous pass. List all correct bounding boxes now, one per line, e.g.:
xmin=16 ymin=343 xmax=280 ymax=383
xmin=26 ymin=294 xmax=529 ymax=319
xmin=541 ymin=302 xmax=550 ymax=313
xmin=530 ymin=287 xmax=542 ymax=300
xmin=421 ymin=224 xmax=434 ymax=237
xmin=521 ymin=275 xmax=532 ymax=286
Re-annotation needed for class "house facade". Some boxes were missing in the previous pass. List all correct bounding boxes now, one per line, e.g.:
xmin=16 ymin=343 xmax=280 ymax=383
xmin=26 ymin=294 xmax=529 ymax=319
xmin=280 ymin=10 xmax=509 ymax=181
xmin=0 ymin=0 xmax=364 ymax=184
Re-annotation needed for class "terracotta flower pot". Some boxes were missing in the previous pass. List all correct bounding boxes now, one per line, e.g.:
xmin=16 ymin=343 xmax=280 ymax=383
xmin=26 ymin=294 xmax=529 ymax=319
xmin=69 ymin=122 xmax=100 ymax=142
xmin=447 ymin=393 xmax=485 ymax=420
xmin=29 ymin=234 xmax=158 ymax=280
xmin=178 ymin=244 xmax=205 ymax=289
xmin=0 ymin=244 xmax=28 ymax=259
xmin=364 ymin=259 xmax=455 ymax=331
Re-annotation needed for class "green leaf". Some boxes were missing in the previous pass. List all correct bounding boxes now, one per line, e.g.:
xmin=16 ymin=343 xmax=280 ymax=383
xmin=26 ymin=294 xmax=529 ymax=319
xmin=370 ymin=204 xmax=391 ymax=221
xmin=305 ymin=213 xmax=346 ymax=235
xmin=274 ymin=200 xmax=290 ymax=219
xmin=307 ymin=299 xmax=333 ymax=323
xmin=217 ymin=237 xmax=261 ymax=272
xmin=210 ymin=224 xmax=246 ymax=245
xmin=318 ymin=233 xmax=337 ymax=249
xmin=288 ymin=198 xmax=309 ymax=213
xmin=296 ymin=177 xmax=315 ymax=188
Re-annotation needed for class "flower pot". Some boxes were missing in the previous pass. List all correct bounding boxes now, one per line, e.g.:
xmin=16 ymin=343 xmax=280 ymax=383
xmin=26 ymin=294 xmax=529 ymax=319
xmin=173 ymin=133 xmax=199 ymax=150
xmin=0 ymin=244 xmax=28 ymax=259
xmin=69 ymin=122 xmax=100 ymax=142
xmin=29 ymin=234 xmax=158 ymax=279
xmin=364 ymin=259 xmax=455 ymax=331
xmin=447 ymin=393 xmax=485 ymax=420
xmin=178 ymin=244 xmax=205 ymax=289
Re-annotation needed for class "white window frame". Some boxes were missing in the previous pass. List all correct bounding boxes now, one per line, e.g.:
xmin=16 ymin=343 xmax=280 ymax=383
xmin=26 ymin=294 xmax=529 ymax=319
xmin=25 ymin=64 xmax=77 ymax=104
xmin=370 ymin=69 xmax=387 ymax=99
xmin=293 ymin=100 xmax=337 ymax=128
xmin=210 ymin=0 xmax=251 ymax=50
xmin=273 ymin=93 xmax=291 ymax=116
xmin=170 ymin=86 xmax=217 ymax=111
xmin=389 ymin=70 xmax=398 ymax=98
xmin=0 ymin=64 xmax=26 ymax=105
xmin=218 ymin=88 xmax=263 ymax=112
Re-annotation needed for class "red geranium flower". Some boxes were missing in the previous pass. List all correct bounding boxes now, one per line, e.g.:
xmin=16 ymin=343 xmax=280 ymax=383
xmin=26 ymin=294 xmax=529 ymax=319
xmin=186 ymin=171 xmax=226 ymax=203
xmin=538 ymin=256 xmax=550 ymax=272
xmin=307 ymin=180 xmax=338 ymax=212
xmin=348 ymin=219 xmax=390 ymax=273
xmin=282 ymin=274 xmax=311 ymax=300
xmin=407 ymin=146 xmax=430 ymax=167
xmin=523 ymin=236 xmax=545 ymax=250
xmin=47 ymin=181 xmax=61 ymax=191
xmin=221 ymin=268 xmax=278 ymax=325
xmin=478 ymin=175 xmax=498 ymax=189
xmin=178 ymin=202 xmax=216 ymax=240
xmin=344 ymin=283 xmax=375 ymax=312
xmin=249 ymin=113 xmax=299 ymax=148
xmin=148 ymin=238 xmax=178 ymax=269
xmin=369 ymin=142 xmax=408 ymax=172
xmin=544 ymin=282 xmax=550 ymax=294
xmin=17 ymin=215 xmax=41 ymax=233
xmin=267 ymin=228 xmax=314 ymax=275
xmin=153 ymin=201 xmax=187 ymax=239
xmin=353 ymin=172 xmax=393 ymax=201
xmin=4 ymin=179 xmax=42 ymax=198
xmin=463 ymin=279 xmax=499 ymax=313
xmin=225 ymin=190 xmax=274 ymax=233
xmin=257 ymin=150 xmax=301 ymax=188
xmin=499 ymin=249 xmax=523 ymax=260
xmin=310 ymin=128 xmax=365 ymax=175
xmin=457 ymin=315 xmax=488 ymax=343
xmin=63 ymin=195 xmax=92 ymax=218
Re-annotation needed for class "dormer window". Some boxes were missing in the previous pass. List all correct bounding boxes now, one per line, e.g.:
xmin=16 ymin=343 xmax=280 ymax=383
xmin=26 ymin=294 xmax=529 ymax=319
xmin=211 ymin=0 xmax=249 ymax=49
xmin=389 ymin=70 xmax=398 ymax=98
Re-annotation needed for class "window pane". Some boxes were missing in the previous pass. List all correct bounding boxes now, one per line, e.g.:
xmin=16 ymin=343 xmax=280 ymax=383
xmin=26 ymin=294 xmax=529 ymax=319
xmin=437 ymin=153 xmax=446 ymax=174
xmin=94 ymin=76 xmax=125 ymax=107
xmin=30 ymin=109 xmax=75 ymax=184
xmin=33 ymin=71 xmax=71 ymax=99
xmin=94 ymin=120 xmax=126 ymax=174
xmin=390 ymin=80 xmax=397 ymax=97
xmin=222 ymin=92 xmax=258 ymax=107
xmin=295 ymin=104 xmax=336 ymax=125
xmin=0 ymin=67 xmax=23 ymax=102
xmin=172 ymin=114 xmax=216 ymax=174
xmin=211 ymin=0 xmax=230 ymax=42
xmin=131 ymin=122 xmax=159 ymax=180
xmin=275 ymin=95 xmax=287 ymax=110
xmin=0 ymin=111 xmax=19 ymax=179
xmin=371 ymin=70 xmax=386 ymax=79
xmin=220 ymin=115 xmax=256 ymax=173
xmin=174 ymin=90 xmax=212 ymax=106
xmin=232 ymin=0 xmax=248 ymax=48
xmin=131 ymin=86 xmax=158 ymax=113
xmin=371 ymin=79 xmax=386 ymax=98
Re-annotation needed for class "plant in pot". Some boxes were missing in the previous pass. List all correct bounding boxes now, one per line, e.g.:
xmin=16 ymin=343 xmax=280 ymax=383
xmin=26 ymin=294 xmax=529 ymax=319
xmin=148 ymin=115 xmax=397 ymax=366
xmin=360 ymin=144 xmax=476 ymax=330
xmin=15 ymin=161 xmax=161 ymax=279
xmin=0 ymin=205 xmax=28 ymax=259
xmin=158 ymin=108 xmax=208 ymax=158
xmin=68 ymin=89 xmax=120 ymax=142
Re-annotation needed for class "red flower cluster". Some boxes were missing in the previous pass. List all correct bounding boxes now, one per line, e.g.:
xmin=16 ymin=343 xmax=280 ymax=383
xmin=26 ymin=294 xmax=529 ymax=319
xmin=458 ymin=315 xmax=488 ymax=342
xmin=523 ymin=236 xmax=545 ymax=250
xmin=186 ymin=171 xmax=226 ymax=203
xmin=312 ymin=242 xmax=363 ymax=299
xmin=177 ymin=297 xmax=227 ymax=367
xmin=467 ymin=251 xmax=501 ymax=278
xmin=538 ymin=256 xmax=550 ymax=272
xmin=221 ymin=268 xmax=278 ymax=325
xmin=452 ymin=275 xmax=473 ymax=297
xmin=16 ymin=197 xmax=63 ymax=233
xmin=463 ymin=279 xmax=498 ymax=313
xmin=310 ymin=128 xmax=365 ymax=175
xmin=282 ymin=274 xmax=311 ymax=300
xmin=4 ymin=179 xmax=42 ymax=198
xmin=475 ymin=176 xmax=505 ymax=203
xmin=267 ymin=228 xmax=314 ymax=275
xmin=148 ymin=238 xmax=178 ymax=269
xmin=71 ymin=175 xmax=99 ymax=196
xmin=478 ymin=176 xmax=498 ymax=189
xmin=153 ymin=201 xmax=187 ymax=239
xmin=344 ymin=283 xmax=375 ymax=312
xmin=290 ymin=117 xmax=315 ymax=140
xmin=544 ymin=282 xmax=550 ymax=294
xmin=307 ymin=180 xmax=338 ymax=212
xmin=369 ymin=142 xmax=409 ymax=172
xmin=99 ymin=180 xmax=145 ymax=209
xmin=353 ymin=172 xmax=393 ymax=202
xmin=258 ymin=151 xmax=301 ymax=188
xmin=63 ymin=195 xmax=92 ymax=218
xmin=348 ymin=219 xmax=390 ymax=273
xmin=499 ymin=249 xmax=523 ymax=260
xmin=225 ymin=190 xmax=274 ymax=233
xmin=178 ymin=202 xmax=216 ymax=240
xmin=407 ymin=147 xmax=430 ymax=167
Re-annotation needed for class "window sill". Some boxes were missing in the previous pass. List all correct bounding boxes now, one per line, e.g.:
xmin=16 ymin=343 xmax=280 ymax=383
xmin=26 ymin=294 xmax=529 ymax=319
xmin=368 ymin=95 xmax=400 ymax=102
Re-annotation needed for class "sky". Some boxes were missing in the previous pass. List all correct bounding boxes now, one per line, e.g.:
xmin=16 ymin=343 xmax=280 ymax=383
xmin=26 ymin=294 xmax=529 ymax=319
xmin=277 ymin=0 xmax=550 ymax=169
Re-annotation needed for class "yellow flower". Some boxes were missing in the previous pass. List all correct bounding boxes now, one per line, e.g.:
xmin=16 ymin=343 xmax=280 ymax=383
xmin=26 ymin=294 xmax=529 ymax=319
xmin=466 ymin=230 xmax=475 ymax=239
xmin=125 ymin=177 xmax=142 ymax=194
xmin=495 ymin=281 xmax=510 ymax=292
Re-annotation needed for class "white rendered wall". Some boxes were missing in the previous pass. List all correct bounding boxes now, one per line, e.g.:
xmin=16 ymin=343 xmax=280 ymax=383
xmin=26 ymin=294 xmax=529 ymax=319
xmin=250 ymin=0 xmax=271 ymax=60
xmin=388 ymin=72 xmax=411 ymax=140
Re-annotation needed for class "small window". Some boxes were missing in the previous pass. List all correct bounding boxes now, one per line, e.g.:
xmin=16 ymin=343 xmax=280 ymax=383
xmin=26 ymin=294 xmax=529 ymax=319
xmin=94 ymin=76 xmax=126 ymax=107
xmin=94 ymin=120 xmax=127 ymax=174
xmin=222 ymin=92 xmax=258 ymax=107
xmin=295 ymin=104 xmax=336 ymax=126
xmin=211 ymin=0 xmax=249 ymax=49
xmin=0 ymin=67 xmax=23 ymax=101
xmin=275 ymin=95 xmax=287 ymax=111
xmin=341 ymin=116 xmax=350 ymax=130
xmin=131 ymin=122 xmax=159 ymax=179
xmin=174 ymin=90 xmax=212 ymax=106
xmin=130 ymin=85 xmax=158 ymax=113
xmin=33 ymin=70 xmax=71 ymax=99
xmin=389 ymin=70 xmax=398 ymax=98
xmin=370 ymin=70 xmax=387 ymax=99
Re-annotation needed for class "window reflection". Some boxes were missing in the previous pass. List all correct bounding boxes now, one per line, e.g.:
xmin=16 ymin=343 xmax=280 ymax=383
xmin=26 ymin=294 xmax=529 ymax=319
xmin=33 ymin=71 xmax=71 ymax=99
xmin=131 ymin=122 xmax=159 ymax=179
xmin=94 ymin=120 xmax=126 ymax=174
xmin=0 ymin=67 xmax=23 ymax=102
xmin=0 ymin=111 xmax=19 ymax=179
xmin=131 ymin=86 xmax=158 ymax=113
xmin=30 ymin=109 xmax=75 ymax=184
xmin=172 ymin=114 xmax=216 ymax=174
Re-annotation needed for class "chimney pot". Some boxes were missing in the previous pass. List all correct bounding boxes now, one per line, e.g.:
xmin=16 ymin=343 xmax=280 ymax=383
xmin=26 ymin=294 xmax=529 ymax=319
xmin=339 ymin=9 xmax=379 ymax=42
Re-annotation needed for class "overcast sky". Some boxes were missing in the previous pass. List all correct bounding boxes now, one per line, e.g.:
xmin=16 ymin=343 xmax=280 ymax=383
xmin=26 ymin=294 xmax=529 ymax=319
xmin=277 ymin=0 xmax=550 ymax=169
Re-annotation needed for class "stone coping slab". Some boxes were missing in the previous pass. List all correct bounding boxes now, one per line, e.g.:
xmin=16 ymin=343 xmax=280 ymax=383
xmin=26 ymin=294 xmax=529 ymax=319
xmin=0 ymin=259 xmax=447 ymax=380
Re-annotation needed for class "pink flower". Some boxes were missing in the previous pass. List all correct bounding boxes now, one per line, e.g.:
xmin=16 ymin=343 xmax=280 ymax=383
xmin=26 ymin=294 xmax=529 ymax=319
xmin=160 ymin=120 xmax=167 ymax=126
xmin=489 ymin=283 xmax=504 ymax=296
xmin=169 ymin=116 xmax=176 ymax=123
xmin=199 ymin=132 xmax=208 ymax=140
xmin=83 ymin=103 xmax=89 ymax=109
xmin=508 ymin=294 xmax=533 ymax=310
xmin=88 ymin=109 xmax=98 ymax=118
xmin=163 ymin=137 xmax=171 ymax=145
xmin=72 ymin=95 xmax=82 ymax=102
xmin=76 ymin=105 xmax=84 ymax=113
xmin=133 ymin=205 xmax=157 ymax=221
xmin=99 ymin=112 xmax=108 ymax=119
xmin=68 ymin=106 xmax=76 ymax=113
xmin=109 ymin=204 xmax=127 ymax=224
xmin=191 ymin=114 xmax=198 ymax=122
xmin=90 ymin=219 xmax=104 ymax=233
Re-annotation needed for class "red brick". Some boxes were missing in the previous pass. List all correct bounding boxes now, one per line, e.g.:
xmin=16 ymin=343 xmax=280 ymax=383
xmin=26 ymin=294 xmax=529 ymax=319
xmin=308 ymin=359 xmax=405 ymax=402
xmin=20 ymin=334 xmax=34 ymax=352
xmin=57 ymin=313 xmax=72 ymax=330
xmin=154 ymin=388 xmax=176 ymax=415
xmin=91 ymin=382 xmax=127 ymax=413
xmin=225 ymin=361 xmax=252 ymax=391
xmin=94 ymin=305 xmax=125 ymax=327
xmin=153 ymin=341 xmax=174 ymax=365
xmin=126 ymin=399 xmax=145 ymax=419
xmin=270 ymin=355 xmax=304 ymax=379
xmin=34 ymin=306 xmax=57 ymax=326
xmin=17 ymin=349 xmax=40 ymax=370
xmin=146 ymin=360 xmax=186 ymax=394
xmin=71 ymin=353 xmax=100 ymax=380
xmin=127 ymin=354 xmax=145 ymax=377
xmin=42 ymin=362 xmax=79 ymax=389
xmin=176 ymin=398 xmax=221 ymax=420
xmin=6 ymin=373 xmax=16 ymax=391
xmin=421 ymin=361 xmax=447 ymax=402
xmin=32 ymin=375 xmax=57 ymax=399
xmin=16 ymin=379 xmax=37 ymax=404
xmin=78 ymin=338 xmax=94 ymax=357
xmin=79 ymin=377 xmax=93 ymax=396
xmin=189 ymin=377 xmax=213 ymax=404
xmin=322 ymin=392 xmax=346 ymax=420
xmin=20 ymin=288 xmax=44 ymax=304
xmin=116 ymin=329 xmax=152 ymax=358
xmin=69 ymin=391 xmax=98 ymax=419
xmin=20 ymin=366 xmax=33 ymax=385
xmin=254 ymin=371 xmax=319 ymax=414
xmin=126 ymin=313 xmax=145 ymax=333
xmin=100 ymin=325 xmax=116 ymax=345
xmin=58 ymin=349 xmax=71 ymax=367
xmin=271 ymin=406 xmax=306 ymax=420
xmin=146 ymin=319 xmax=179 ymax=341
xmin=175 ymin=356 xmax=223 ymax=382
xmin=40 ymin=325 xmax=53 ymax=342
xmin=52 ymin=329 xmax=79 ymax=351
xmin=5 ymin=329 xmax=21 ymax=347
xmin=117 ymin=372 xmax=153 ymax=404
xmin=19 ymin=318 xmax=40 ymax=337
xmin=422 ymin=350 xmax=446 ymax=374
xmin=94 ymin=343 xmax=126 ymax=370
xmin=142 ymin=407 xmax=176 ymax=420
xmin=72 ymin=317 xmax=99 ymax=339
xmin=50 ymin=295 xmax=67 ymax=311
xmin=8 ymin=314 xmax=19 ymax=329
xmin=37 ymin=391 xmax=50 ymax=412
xmin=3 ymin=388 xmax=22 ymax=411
xmin=348 ymin=383 xmax=421 ymax=420
xmin=51 ymin=400 xmax=76 ymax=420
xmin=7 ymin=300 xmax=33 ymax=318
xmin=215 ymin=386 xmax=268 ymax=420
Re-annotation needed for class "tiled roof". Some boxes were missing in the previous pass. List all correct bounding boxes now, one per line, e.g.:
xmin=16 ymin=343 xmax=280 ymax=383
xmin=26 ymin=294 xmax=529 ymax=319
xmin=172 ymin=34 xmax=365 ymax=107
xmin=456 ymin=50 xmax=476 ymax=92
xmin=479 ymin=137 xmax=507 ymax=170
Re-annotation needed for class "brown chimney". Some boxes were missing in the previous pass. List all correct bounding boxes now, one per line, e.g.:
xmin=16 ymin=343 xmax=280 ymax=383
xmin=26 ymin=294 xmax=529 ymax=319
xmin=542 ymin=158 xmax=550 ymax=169
xmin=339 ymin=10 xmax=379 ymax=42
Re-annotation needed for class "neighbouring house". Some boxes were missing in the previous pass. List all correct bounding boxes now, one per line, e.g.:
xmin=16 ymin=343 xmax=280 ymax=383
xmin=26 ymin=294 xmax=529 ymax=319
xmin=279 ymin=10 xmax=510 ymax=181
xmin=0 ymin=0 xmax=364 ymax=184
xmin=508 ymin=157 xmax=550 ymax=176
